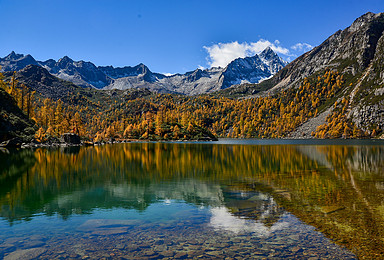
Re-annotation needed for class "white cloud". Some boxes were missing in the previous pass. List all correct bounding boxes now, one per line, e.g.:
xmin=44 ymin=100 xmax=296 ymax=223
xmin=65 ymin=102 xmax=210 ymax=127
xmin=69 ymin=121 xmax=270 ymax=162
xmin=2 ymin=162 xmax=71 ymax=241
xmin=203 ymin=40 xmax=316 ymax=68
xmin=209 ymin=206 xmax=290 ymax=235
xmin=204 ymin=40 xmax=289 ymax=68
xmin=291 ymin=43 xmax=314 ymax=52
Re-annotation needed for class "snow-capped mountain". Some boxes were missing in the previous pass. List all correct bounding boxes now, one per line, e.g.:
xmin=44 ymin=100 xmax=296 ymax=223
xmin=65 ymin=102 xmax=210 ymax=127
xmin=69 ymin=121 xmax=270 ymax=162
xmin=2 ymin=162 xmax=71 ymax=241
xmin=219 ymin=47 xmax=287 ymax=90
xmin=0 ymin=47 xmax=287 ymax=95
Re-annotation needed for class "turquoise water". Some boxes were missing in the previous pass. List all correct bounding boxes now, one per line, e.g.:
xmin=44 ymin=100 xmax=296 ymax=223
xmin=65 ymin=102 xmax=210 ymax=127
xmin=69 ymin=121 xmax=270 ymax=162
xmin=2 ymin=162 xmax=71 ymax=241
xmin=1 ymin=140 xmax=384 ymax=258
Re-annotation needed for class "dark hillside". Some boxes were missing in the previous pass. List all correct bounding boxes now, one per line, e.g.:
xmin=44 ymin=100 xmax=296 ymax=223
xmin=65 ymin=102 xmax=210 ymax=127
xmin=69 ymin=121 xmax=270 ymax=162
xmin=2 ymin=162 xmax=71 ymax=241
xmin=0 ymin=87 xmax=36 ymax=142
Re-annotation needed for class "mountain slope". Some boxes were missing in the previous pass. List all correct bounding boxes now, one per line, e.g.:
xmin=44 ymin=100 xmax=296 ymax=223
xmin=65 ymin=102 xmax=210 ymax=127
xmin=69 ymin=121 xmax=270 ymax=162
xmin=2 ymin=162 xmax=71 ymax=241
xmin=222 ymin=12 xmax=384 ymax=136
xmin=2 ymin=65 xmax=81 ymax=101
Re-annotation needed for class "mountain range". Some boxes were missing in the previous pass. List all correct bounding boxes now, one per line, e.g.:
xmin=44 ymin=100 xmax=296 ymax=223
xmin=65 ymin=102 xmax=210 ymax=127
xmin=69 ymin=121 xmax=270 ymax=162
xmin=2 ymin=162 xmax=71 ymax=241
xmin=0 ymin=47 xmax=287 ymax=95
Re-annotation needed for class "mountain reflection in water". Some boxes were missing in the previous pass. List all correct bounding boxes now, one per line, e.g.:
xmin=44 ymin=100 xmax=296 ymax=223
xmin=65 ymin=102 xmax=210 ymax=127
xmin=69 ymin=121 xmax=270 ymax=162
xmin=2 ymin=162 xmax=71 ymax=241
xmin=0 ymin=141 xmax=384 ymax=258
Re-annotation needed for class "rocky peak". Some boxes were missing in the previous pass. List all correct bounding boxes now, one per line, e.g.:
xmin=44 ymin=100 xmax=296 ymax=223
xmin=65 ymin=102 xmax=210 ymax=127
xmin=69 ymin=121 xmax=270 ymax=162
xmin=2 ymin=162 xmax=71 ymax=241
xmin=99 ymin=64 xmax=152 ymax=80
xmin=228 ymin=55 xmax=263 ymax=70
xmin=259 ymin=47 xmax=275 ymax=59
xmin=219 ymin=50 xmax=284 ymax=89
xmin=137 ymin=63 xmax=149 ymax=74
xmin=57 ymin=56 xmax=74 ymax=67
xmin=259 ymin=47 xmax=287 ymax=74
xmin=41 ymin=59 xmax=57 ymax=68
xmin=348 ymin=12 xmax=378 ymax=33
xmin=23 ymin=54 xmax=38 ymax=64
xmin=137 ymin=64 xmax=157 ymax=83
xmin=0 ymin=52 xmax=38 ymax=72
xmin=185 ymin=69 xmax=210 ymax=82
xmin=5 ymin=51 xmax=23 ymax=60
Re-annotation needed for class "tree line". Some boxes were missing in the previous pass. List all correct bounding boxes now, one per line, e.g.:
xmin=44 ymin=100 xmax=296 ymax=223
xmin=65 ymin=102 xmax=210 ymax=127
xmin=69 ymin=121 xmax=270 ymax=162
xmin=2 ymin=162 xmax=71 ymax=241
xmin=0 ymin=69 xmax=374 ymax=142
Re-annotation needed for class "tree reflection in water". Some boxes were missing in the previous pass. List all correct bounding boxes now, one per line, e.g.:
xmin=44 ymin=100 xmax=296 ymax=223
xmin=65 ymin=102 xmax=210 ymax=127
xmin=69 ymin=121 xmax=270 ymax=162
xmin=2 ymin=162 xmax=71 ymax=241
xmin=0 ymin=142 xmax=384 ymax=258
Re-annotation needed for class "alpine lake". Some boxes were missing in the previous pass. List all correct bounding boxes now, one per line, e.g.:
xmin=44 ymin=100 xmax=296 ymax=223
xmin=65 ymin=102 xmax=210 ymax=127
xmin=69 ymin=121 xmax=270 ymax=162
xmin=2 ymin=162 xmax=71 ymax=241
xmin=1 ymin=139 xmax=384 ymax=259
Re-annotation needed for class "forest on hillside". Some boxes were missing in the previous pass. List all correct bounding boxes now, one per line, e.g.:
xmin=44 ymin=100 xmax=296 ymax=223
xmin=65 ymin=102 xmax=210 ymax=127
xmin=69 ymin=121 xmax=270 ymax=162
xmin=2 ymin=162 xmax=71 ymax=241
xmin=0 ymin=69 xmax=374 ymax=143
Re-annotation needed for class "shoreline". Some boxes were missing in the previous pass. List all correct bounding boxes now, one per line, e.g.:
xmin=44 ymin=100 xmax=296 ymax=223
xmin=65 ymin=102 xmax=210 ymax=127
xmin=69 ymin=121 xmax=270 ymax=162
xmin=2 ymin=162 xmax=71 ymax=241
xmin=0 ymin=137 xmax=382 ymax=151
xmin=4 ymin=138 xmax=219 ymax=150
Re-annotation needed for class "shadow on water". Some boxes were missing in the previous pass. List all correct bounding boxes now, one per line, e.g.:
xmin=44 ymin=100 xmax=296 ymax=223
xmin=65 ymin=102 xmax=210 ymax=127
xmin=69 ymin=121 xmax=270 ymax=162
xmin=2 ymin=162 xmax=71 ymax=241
xmin=0 ymin=148 xmax=36 ymax=197
xmin=0 ymin=142 xmax=384 ymax=258
xmin=61 ymin=145 xmax=80 ymax=155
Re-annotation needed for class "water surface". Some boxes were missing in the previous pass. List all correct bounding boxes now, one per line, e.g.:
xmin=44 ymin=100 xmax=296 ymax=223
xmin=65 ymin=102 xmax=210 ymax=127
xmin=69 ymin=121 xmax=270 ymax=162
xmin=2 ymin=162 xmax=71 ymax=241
xmin=1 ymin=139 xmax=384 ymax=259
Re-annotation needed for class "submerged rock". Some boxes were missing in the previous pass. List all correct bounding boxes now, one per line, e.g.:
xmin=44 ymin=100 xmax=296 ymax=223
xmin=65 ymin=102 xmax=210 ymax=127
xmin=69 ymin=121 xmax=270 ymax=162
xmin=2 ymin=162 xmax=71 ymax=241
xmin=0 ymin=137 xmax=23 ymax=148
xmin=4 ymin=247 xmax=46 ymax=260
xmin=61 ymin=133 xmax=81 ymax=145
xmin=83 ymin=141 xmax=94 ymax=146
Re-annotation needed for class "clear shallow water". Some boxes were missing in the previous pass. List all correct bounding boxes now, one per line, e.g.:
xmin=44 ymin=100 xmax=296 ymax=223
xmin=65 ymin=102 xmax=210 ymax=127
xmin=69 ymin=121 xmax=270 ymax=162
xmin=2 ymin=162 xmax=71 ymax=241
xmin=1 ymin=140 xmax=384 ymax=259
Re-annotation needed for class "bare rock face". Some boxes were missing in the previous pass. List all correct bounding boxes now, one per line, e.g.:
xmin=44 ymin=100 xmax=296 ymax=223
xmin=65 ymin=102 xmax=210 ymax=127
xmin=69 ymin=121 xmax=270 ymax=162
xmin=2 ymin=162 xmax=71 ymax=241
xmin=61 ymin=133 xmax=81 ymax=145
xmin=348 ymin=20 xmax=384 ymax=133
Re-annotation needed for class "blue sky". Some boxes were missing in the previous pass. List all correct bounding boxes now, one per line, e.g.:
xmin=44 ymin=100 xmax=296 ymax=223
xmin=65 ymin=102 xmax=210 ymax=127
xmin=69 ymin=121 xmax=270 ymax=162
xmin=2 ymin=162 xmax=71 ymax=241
xmin=0 ymin=0 xmax=383 ymax=74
